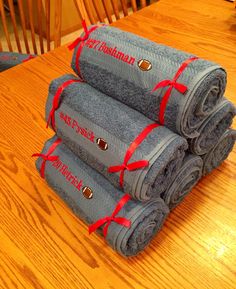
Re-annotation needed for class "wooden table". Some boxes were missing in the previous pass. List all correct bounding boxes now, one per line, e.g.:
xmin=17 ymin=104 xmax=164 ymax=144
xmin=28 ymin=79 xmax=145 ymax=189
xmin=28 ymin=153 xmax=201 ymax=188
xmin=1 ymin=0 xmax=236 ymax=288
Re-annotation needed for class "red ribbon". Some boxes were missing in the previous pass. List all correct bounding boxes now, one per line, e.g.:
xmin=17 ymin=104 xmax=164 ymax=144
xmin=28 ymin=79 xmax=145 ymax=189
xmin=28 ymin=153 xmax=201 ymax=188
xmin=32 ymin=138 xmax=62 ymax=178
xmin=108 ymin=123 xmax=160 ymax=188
xmin=89 ymin=194 xmax=132 ymax=237
xmin=68 ymin=20 xmax=101 ymax=78
xmin=22 ymin=55 xmax=36 ymax=63
xmin=46 ymin=79 xmax=83 ymax=131
xmin=152 ymin=56 xmax=198 ymax=125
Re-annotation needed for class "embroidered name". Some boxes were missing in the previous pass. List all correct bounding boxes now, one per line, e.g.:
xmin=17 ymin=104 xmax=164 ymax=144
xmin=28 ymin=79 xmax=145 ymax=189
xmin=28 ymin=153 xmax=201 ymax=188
xmin=84 ymin=38 xmax=136 ymax=66
xmin=52 ymin=157 xmax=83 ymax=191
xmin=0 ymin=55 xmax=14 ymax=61
xmin=59 ymin=111 xmax=95 ymax=143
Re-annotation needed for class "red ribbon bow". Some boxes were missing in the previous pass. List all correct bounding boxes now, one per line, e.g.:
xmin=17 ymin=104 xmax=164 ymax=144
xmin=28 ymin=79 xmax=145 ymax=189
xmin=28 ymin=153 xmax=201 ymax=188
xmin=32 ymin=138 xmax=62 ymax=178
xmin=89 ymin=194 xmax=132 ymax=237
xmin=47 ymin=79 xmax=83 ymax=131
xmin=108 ymin=123 xmax=160 ymax=188
xmin=152 ymin=56 xmax=198 ymax=125
xmin=68 ymin=20 xmax=101 ymax=78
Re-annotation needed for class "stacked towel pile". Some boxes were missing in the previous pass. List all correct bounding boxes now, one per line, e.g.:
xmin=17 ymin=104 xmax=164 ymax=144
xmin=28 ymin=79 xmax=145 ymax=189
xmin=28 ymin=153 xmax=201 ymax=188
xmin=34 ymin=24 xmax=236 ymax=257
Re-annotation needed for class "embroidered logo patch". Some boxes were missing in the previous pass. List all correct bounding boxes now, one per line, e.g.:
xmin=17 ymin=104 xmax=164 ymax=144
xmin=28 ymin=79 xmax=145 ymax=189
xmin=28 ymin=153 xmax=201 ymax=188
xmin=138 ymin=59 xmax=152 ymax=71
xmin=82 ymin=186 xmax=93 ymax=199
xmin=96 ymin=138 xmax=108 ymax=151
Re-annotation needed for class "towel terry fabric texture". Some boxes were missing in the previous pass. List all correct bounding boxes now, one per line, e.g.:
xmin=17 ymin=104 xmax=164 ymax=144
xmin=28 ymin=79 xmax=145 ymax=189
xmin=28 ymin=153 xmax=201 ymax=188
xmin=46 ymin=74 xmax=188 ymax=201
xmin=71 ymin=25 xmax=227 ymax=138
xmin=188 ymin=98 xmax=236 ymax=155
xmin=161 ymin=154 xmax=203 ymax=210
xmin=35 ymin=136 xmax=169 ymax=257
xmin=0 ymin=52 xmax=35 ymax=72
xmin=201 ymin=129 xmax=236 ymax=176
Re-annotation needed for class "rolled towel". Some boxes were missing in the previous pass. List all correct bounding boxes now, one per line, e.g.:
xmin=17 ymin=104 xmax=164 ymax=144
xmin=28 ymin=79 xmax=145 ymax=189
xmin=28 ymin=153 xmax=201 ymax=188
xmin=0 ymin=52 xmax=35 ymax=72
xmin=161 ymin=154 xmax=203 ymax=210
xmin=188 ymin=98 xmax=236 ymax=155
xmin=70 ymin=24 xmax=226 ymax=138
xmin=33 ymin=136 xmax=169 ymax=257
xmin=202 ymin=129 xmax=236 ymax=175
xmin=46 ymin=74 xmax=188 ymax=201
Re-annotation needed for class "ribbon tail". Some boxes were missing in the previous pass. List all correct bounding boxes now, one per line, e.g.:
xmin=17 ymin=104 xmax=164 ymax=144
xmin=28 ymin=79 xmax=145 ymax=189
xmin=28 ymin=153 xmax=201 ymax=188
xmin=108 ymin=165 xmax=123 ymax=173
xmin=151 ymin=80 xmax=171 ymax=93
xmin=32 ymin=153 xmax=41 ymax=158
xmin=68 ymin=39 xmax=80 ymax=50
xmin=114 ymin=217 xmax=131 ymax=228
xmin=102 ymin=222 xmax=111 ymax=237
xmin=46 ymin=112 xmax=52 ymax=129
xmin=81 ymin=19 xmax=88 ymax=34
xmin=159 ymin=86 xmax=173 ymax=125
xmin=119 ymin=170 xmax=125 ymax=188
xmin=88 ymin=218 xmax=108 ymax=235
xmin=174 ymin=83 xmax=188 ymax=94
xmin=40 ymin=161 xmax=46 ymax=179
xmin=126 ymin=160 xmax=149 ymax=171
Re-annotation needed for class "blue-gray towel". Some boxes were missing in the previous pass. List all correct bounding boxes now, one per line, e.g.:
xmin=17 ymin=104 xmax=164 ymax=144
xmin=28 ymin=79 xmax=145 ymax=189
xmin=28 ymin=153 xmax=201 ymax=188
xmin=202 ymin=129 xmax=236 ymax=175
xmin=0 ymin=51 xmax=35 ymax=72
xmin=71 ymin=25 xmax=226 ymax=138
xmin=46 ymin=74 xmax=188 ymax=201
xmin=161 ymin=154 xmax=203 ymax=210
xmin=35 ymin=136 xmax=169 ymax=257
xmin=188 ymin=98 xmax=235 ymax=155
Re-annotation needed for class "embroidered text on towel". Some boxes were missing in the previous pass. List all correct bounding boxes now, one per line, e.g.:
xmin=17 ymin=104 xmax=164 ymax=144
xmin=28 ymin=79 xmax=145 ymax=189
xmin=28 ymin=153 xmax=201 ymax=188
xmin=59 ymin=111 xmax=95 ymax=143
xmin=52 ymin=157 xmax=83 ymax=191
xmin=84 ymin=38 xmax=136 ymax=66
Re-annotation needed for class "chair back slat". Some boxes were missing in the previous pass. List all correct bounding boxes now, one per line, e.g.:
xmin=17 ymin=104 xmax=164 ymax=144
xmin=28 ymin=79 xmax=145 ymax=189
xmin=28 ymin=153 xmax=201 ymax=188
xmin=73 ymin=0 xmax=91 ymax=24
xmin=110 ymin=0 xmax=120 ymax=20
xmin=83 ymin=0 xmax=96 ymax=24
xmin=45 ymin=0 xmax=51 ymax=51
xmin=140 ymin=0 xmax=147 ymax=8
xmin=101 ymin=0 xmax=113 ymax=24
xmin=8 ymin=0 xmax=22 ymax=52
xmin=91 ymin=0 xmax=104 ymax=22
xmin=0 ymin=0 xmax=13 ymax=51
xmin=26 ymin=0 xmax=38 ymax=54
xmin=0 ymin=0 xmax=154 ymax=55
xmin=73 ymin=0 xmax=155 ymax=26
xmin=54 ymin=0 xmax=62 ymax=48
xmin=131 ymin=0 xmax=138 ymax=12
xmin=120 ymin=0 xmax=128 ymax=16
xmin=36 ymin=0 xmax=44 ymax=54
xmin=17 ymin=0 xmax=30 ymax=53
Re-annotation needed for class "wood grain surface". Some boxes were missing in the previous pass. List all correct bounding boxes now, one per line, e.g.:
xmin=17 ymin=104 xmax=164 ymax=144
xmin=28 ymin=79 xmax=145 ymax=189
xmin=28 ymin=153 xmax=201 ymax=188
xmin=0 ymin=0 xmax=236 ymax=288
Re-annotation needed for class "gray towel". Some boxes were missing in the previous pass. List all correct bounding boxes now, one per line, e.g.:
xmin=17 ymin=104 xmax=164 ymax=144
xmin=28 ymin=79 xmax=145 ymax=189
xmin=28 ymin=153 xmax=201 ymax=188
xmin=0 ymin=51 xmax=35 ymax=72
xmin=188 ymin=99 xmax=235 ymax=155
xmin=202 ymin=129 xmax=236 ymax=175
xmin=46 ymin=74 xmax=188 ymax=201
xmin=161 ymin=154 xmax=203 ymax=210
xmin=35 ymin=136 xmax=169 ymax=257
xmin=71 ymin=25 xmax=226 ymax=138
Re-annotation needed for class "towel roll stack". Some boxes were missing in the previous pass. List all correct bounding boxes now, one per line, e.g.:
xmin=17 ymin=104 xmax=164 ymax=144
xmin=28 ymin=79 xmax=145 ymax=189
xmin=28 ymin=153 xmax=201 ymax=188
xmin=33 ymin=23 xmax=235 ymax=256
xmin=46 ymin=74 xmax=188 ymax=201
xmin=36 ymin=136 xmax=169 ymax=257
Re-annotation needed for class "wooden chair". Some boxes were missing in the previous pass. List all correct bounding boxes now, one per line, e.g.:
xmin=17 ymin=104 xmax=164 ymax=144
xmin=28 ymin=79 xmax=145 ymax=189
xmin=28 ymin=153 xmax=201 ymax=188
xmin=73 ymin=0 xmax=153 ymax=25
xmin=0 ymin=0 xmax=62 ymax=54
